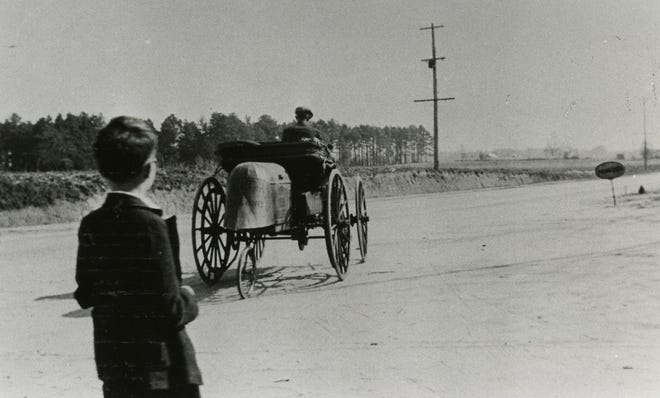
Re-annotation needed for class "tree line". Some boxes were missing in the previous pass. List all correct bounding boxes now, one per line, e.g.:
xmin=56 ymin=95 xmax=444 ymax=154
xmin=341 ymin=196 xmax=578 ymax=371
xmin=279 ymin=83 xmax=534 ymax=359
xmin=0 ymin=112 xmax=432 ymax=171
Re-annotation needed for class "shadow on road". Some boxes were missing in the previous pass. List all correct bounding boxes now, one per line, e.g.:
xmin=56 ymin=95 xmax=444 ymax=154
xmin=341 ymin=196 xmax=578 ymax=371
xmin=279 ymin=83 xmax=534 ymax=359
xmin=193 ymin=264 xmax=340 ymax=303
xmin=35 ymin=262 xmax=340 ymax=317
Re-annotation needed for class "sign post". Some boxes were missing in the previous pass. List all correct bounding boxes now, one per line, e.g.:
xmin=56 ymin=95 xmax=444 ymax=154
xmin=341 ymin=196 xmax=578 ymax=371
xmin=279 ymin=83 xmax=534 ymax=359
xmin=595 ymin=161 xmax=625 ymax=206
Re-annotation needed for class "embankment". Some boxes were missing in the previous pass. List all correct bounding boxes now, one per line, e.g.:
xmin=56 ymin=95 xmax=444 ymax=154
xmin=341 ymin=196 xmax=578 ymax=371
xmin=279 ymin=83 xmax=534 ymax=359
xmin=343 ymin=167 xmax=594 ymax=197
xmin=0 ymin=166 xmax=597 ymax=228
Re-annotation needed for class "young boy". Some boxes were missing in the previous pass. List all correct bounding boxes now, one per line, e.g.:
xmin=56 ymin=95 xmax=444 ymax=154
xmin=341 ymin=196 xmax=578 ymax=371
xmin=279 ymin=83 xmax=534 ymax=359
xmin=74 ymin=116 xmax=203 ymax=398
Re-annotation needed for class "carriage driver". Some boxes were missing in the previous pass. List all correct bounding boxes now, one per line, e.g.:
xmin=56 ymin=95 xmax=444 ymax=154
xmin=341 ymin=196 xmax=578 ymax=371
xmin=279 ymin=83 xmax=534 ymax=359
xmin=281 ymin=106 xmax=323 ymax=142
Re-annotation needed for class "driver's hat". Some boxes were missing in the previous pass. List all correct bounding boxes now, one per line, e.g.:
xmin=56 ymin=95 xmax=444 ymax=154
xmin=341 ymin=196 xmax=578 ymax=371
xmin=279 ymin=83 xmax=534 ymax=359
xmin=295 ymin=106 xmax=313 ymax=119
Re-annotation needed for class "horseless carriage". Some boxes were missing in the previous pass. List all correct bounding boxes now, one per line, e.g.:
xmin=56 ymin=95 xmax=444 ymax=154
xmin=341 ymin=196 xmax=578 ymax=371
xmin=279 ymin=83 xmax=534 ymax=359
xmin=190 ymin=140 xmax=370 ymax=298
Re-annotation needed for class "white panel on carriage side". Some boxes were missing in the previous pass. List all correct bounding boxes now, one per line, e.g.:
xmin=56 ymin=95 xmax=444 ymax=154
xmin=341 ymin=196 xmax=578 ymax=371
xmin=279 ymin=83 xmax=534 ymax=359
xmin=224 ymin=162 xmax=292 ymax=231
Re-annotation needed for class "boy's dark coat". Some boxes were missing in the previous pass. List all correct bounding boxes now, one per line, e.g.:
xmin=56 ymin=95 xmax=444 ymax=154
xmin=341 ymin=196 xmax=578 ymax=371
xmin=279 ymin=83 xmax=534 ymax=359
xmin=74 ymin=193 xmax=202 ymax=389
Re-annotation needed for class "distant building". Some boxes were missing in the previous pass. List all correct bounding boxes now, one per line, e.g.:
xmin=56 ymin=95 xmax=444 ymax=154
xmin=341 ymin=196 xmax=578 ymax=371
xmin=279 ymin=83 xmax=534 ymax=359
xmin=584 ymin=145 xmax=609 ymax=159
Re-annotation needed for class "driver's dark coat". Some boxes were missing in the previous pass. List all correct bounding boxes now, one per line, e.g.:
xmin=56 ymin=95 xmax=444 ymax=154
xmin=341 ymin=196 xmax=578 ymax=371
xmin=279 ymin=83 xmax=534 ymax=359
xmin=282 ymin=123 xmax=323 ymax=142
xmin=74 ymin=193 xmax=202 ymax=389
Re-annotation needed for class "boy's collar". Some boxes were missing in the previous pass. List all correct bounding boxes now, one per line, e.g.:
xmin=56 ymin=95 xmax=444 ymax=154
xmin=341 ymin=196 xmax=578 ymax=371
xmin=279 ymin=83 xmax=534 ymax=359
xmin=107 ymin=190 xmax=161 ymax=211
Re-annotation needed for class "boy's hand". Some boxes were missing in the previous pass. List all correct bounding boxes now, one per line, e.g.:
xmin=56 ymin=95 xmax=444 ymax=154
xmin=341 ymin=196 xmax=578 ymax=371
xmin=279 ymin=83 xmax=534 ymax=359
xmin=181 ymin=285 xmax=195 ymax=296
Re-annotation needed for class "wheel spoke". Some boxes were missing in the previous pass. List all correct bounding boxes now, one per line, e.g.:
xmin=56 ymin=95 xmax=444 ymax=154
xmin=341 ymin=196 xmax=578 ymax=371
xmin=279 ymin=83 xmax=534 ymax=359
xmin=212 ymin=192 xmax=221 ymax=220
xmin=209 ymin=190 xmax=217 ymax=214
xmin=218 ymin=242 xmax=225 ymax=265
xmin=206 ymin=197 xmax=214 ymax=222
xmin=208 ymin=239 xmax=216 ymax=270
xmin=195 ymin=243 xmax=206 ymax=254
xmin=201 ymin=232 xmax=213 ymax=247
xmin=209 ymin=195 xmax=219 ymax=223
xmin=197 ymin=235 xmax=212 ymax=264
xmin=197 ymin=226 xmax=212 ymax=235
xmin=202 ymin=207 xmax=213 ymax=226
xmin=207 ymin=197 xmax=218 ymax=223
xmin=195 ymin=204 xmax=205 ymax=217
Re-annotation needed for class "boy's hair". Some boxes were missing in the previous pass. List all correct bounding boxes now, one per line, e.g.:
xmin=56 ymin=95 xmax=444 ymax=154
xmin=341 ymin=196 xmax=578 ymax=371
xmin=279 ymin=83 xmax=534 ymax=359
xmin=94 ymin=116 xmax=158 ymax=183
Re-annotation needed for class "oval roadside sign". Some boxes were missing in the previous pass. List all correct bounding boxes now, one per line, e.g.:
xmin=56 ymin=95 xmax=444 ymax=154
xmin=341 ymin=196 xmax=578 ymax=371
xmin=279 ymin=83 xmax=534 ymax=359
xmin=595 ymin=161 xmax=625 ymax=180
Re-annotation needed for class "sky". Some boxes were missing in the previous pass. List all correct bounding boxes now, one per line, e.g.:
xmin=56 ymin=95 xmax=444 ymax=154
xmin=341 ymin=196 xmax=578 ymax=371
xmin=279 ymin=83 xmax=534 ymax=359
xmin=2 ymin=0 xmax=660 ymax=152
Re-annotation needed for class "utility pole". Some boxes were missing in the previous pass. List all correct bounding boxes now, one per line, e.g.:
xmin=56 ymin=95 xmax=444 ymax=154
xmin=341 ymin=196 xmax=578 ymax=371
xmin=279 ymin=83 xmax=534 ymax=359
xmin=415 ymin=23 xmax=454 ymax=171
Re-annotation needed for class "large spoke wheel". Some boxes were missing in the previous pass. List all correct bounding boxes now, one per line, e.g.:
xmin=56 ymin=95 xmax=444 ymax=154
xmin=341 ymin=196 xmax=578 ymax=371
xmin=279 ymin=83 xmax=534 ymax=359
xmin=355 ymin=177 xmax=369 ymax=262
xmin=237 ymin=246 xmax=259 ymax=299
xmin=191 ymin=177 xmax=234 ymax=284
xmin=324 ymin=169 xmax=351 ymax=280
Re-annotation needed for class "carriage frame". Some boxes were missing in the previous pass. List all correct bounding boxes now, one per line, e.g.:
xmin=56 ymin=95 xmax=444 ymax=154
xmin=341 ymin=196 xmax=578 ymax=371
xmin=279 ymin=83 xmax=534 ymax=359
xmin=190 ymin=140 xmax=369 ymax=298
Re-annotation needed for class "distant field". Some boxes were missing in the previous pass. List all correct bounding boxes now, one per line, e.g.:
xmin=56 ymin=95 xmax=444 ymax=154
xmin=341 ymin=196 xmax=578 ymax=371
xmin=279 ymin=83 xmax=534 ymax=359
xmin=349 ymin=158 xmax=660 ymax=173
xmin=2 ymin=158 xmax=660 ymax=228
xmin=449 ymin=158 xmax=660 ymax=173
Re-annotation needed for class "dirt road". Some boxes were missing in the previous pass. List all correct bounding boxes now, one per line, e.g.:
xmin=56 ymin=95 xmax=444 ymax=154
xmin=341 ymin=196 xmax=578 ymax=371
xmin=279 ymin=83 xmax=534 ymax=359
xmin=2 ymin=174 xmax=660 ymax=397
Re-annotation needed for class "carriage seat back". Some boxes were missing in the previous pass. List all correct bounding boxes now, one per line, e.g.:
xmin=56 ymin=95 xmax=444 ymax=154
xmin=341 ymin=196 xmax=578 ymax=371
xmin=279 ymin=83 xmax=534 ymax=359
xmin=216 ymin=141 xmax=335 ymax=192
